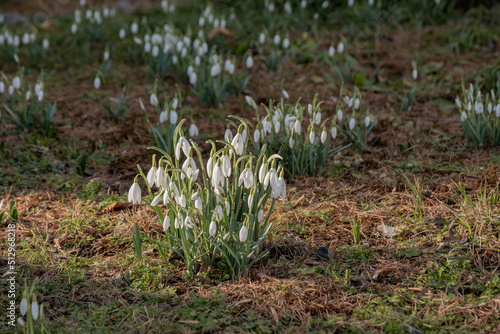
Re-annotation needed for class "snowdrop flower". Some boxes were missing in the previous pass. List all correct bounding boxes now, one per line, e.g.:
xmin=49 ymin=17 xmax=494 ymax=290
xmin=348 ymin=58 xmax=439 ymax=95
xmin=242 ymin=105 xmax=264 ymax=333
xmin=246 ymin=55 xmax=254 ymax=69
xmin=25 ymin=91 xmax=31 ymax=101
xmin=412 ymin=68 xmax=418 ymax=80
xmin=268 ymin=2 xmax=275 ymax=12
xmin=331 ymin=126 xmax=337 ymax=139
xmin=467 ymin=101 xmax=472 ymax=111
xmin=225 ymin=128 xmax=233 ymax=142
xmin=289 ymin=137 xmax=295 ymax=148
xmin=258 ymin=209 xmax=264 ymax=222
xmin=337 ymin=109 xmax=343 ymax=121
xmin=214 ymin=205 xmax=223 ymax=221
xmin=13 ymin=76 xmax=21 ymax=90
xmin=301 ymin=0 xmax=307 ymax=8
xmin=349 ymin=118 xmax=356 ymax=130
xmin=348 ymin=0 xmax=354 ymax=7
xmin=189 ymin=124 xmax=199 ymax=137
xmin=42 ymin=38 xmax=49 ymax=50
xmin=337 ymin=42 xmax=344 ymax=54
xmin=282 ymin=38 xmax=290 ymax=49
xmin=328 ymin=45 xmax=335 ymax=57
xmin=239 ymin=165 xmax=254 ymax=189
xmin=222 ymin=155 xmax=231 ymax=177
xmin=284 ymin=2 xmax=292 ymax=13
xmin=151 ymin=194 xmax=162 ymax=206
xmin=321 ymin=129 xmax=327 ymax=143
xmin=209 ymin=221 xmax=217 ymax=236
xmin=71 ymin=23 xmax=78 ymax=34
xmin=365 ymin=116 xmax=370 ymax=127
xmin=460 ymin=111 xmax=467 ymax=122
xmin=131 ymin=22 xmax=138 ymax=34
xmin=170 ymin=110 xmax=178 ymax=125
xmin=177 ymin=194 xmax=187 ymax=208
xmin=322 ymin=1 xmax=329 ymax=8
xmin=104 ymin=50 xmax=110 ymax=61
xmin=119 ymin=28 xmax=126 ymax=39
xmin=152 ymin=45 xmax=159 ymax=57
xmin=354 ymin=98 xmax=360 ymax=110
xmin=474 ymin=102 xmax=483 ymax=114
xmin=150 ymin=93 xmax=158 ymax=106
xmin=159 ymin=111 xmax=168 ymax=123
xmin=368 ymin=0 xmax=374 ymax=5
xmin=231 ymin=133 xmax=244 ymax=155
xmin=259 ymin=33 xmax=266 ymax=44
xmin=144 ymin=42 xmax=151 ymax=53
xmin=156 ymin=167 xmax=167 ymax=189
xmin=18 ymin=317 xmax=25 ymax=327
xmin=93 ymin=77 xmax=101 ymax=90
xmin=315 ymin=112 xmax=321 ymax=125
xmin=259 ymin=164 xmax=267 ymax=184
xmin=163 ymin=216 xmax=170 ymax=231
xmin=210 ymin=63 xmax=221 ymax=77
xmin=20 ymin=298 xmax=28 ymax=316
xmin=184 ymin=216 xmax=194 ymax=229
xmin=495 ymin=105 xmax=500 ymax=117
xmin=128 ymin=182 xmax=142 ymax=204
xmin=295 ymin=119 xmax=302 ymax=134
xmin=224 ymin=59 xmax=235 ymax=74
xmin=282 ymin=89 xmax=289 ymax=99
xmin=147 ymin=165 xmax=158 ymax=187
xmin=488 ymin=103 xmax=492 ymax=114
xmin=239 ymin=226 xmax=248 ymax=242
xmin=309 ymin=130 xmax=315 ymax=144
xmin=37 ymin=90 xmax=44 ymax=101
xmin=8 ymin=85 xmax=14 ymax=96
xmin=189 ymin=72 xmax=198 ymax=85
xmin=273 ymin=34 xmax=281 ymax=45
xmin=0 ymin=82 xmax=4 ymax=94
xmin=254 ymin=129 xmax=261 ymax=142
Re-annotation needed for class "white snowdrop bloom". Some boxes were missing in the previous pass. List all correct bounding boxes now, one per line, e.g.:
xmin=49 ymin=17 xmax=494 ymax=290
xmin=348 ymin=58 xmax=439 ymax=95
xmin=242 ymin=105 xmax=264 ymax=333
xmin=231 ymin=133 xmax=244 ymax=155
xmin=467 ymin=101 xmax=472 ymax=111
xmin=188 ymin=123 xmax=199 ymax=138
xmin=258 ymin=164 xmax=267 ymax=184
xmin=295 ymin=119 xmax=302 ymax=134
xmin=475 ymin=102 xmax=483 ymax=114
xmin=93 ymin=77 xmax=101 ymax=90
xmin=37 ymin=90 xmax=44 ymax=101
xmin=189 ymin=71 xmax=198 ymax=85
xmin=163 ymin=216 xmax=170 ymax=231
xmin=268 ymin=2 xmax=275 ymax=12
xmin=20 ymin=298 xmax=28 ymax=316
xmin=213 ymin=18 xmax=220 ymax=28
xmin=289 ymin=137 xmax=295 ymax=148
xmin=309 ymin=130 xmax=315 ymax=144
xmin=131 ymin=22 xmax=138 ymax=34
xmin=322 ymin=1 xmax=329 ymax=8
xmin=412 ymin=69 xmax=418 ymax=80
xmin=460 ymin=111 xmax=467 ymax=122
xmin=187 ymin=65 xmax=194 ymax=77
xmin=156 ymin=167 xmax=167 ymax=189
xmin=368 ymin=0 xmax=374 ymax=5
xmin=80 ymin=0 xmax=86 ymax=6
xmin=0 ymin=82 xmax=4 ymax=94
xmin=184 ymin=216 xmax=194 ymax=229
xmin=365 ymin=116 xmax=371 ymax=127
xmin=42 ymin=38 xmax=49 ymax=50
xmin=159 ymin=111 xmax=168 ymax=123
xmin=13 ymin=76 xmax=21 ymax=90
xmin=31 ymin=301 xmax=39 ymax=320
xmin=301 ymin=0 xmax=307 ymax=8
xmin=22 ymin=33 xmax=30 ymax=44
xmin=133 ymin=37 xmax=142 ymax=45
xmin=315 ymin=112 xmax=321 ymax=125
xmin=199 ymin=16 xmax=205 ymax=26
xmin=455 ymin=97 xmax=461 ymax=107
xmin=273 ymin=34 xmax=281 ymax=45
xmin=104 ymin=50 xmax=110 ymax=61
xmin=8 ymin=85 xmax=14 ymax=96
xmin=152 ymin=45 xmax=159 ymax=57
xmin=349 ymin=97 xmax=354 ymax=108
xmin=18 ymin=317 xmax=25 ymax=327
xmin=194 ymin=56 xmax=201 ymax=66
xmin=177 ymin=194 xmax=187 ymax=208
xmin=282 ymin=38 xmax=290 ymax=49
xmin=337 ymin=42 xmax=344 ymax=54
xmin=331 ymin=126 xmax=337 ymax=139
xmin=274 ymin=121 xmax=281 ymax=133
xmin=284 ymin=2 xmax=292 ymax=13
xmin=209 ymin=221 xmax=217 ymax=236
xmin=239 ymin=226 xmax=248 ymax=242
xmin=254 ymin=129 xmax=261 ymax=142
xmin=495 ymin=105 xmax=500 ymax=117
xmin=225 ymin=128 xmax=233 ymax=142
xmin=103 ymin=7 xmax=110 ymax=17
xmin=147 ymin=166 xmax=158 ymax=187
xmin=128 ymin=183 xmax=142 ymax=204
xmin=321 ymin=130 xmax=327 ymax=143
xmin=214 ymin=205 xmax=223 ymax=221
xmin=170 ymin=110 xmax=178 ymax=125
xmin=348 ymin=0 xmax=355 ymax=7
xmin=282 ymin=89 xmax=289 ymax=99
xmin=258 ymin=209 xmax=264 ymax=222
xmin=239 ymin=167 xmax=254 ymax=189
xmin=349 ymin=118 xmax=356 ymax=130
xmin=150 ymin=93 xmax=158 ymax=106
xmin=144 ymin=42 xmax=151 ymax=53
xmin=210 ymin=63 xmax=221 ymax=77
xmin=259 ymin=32 xmax=266 ymax=44
xmin=224 ymin=59 xmax=235 ymax=74
xmin=246 ymin=55 xmax=254 ymax=69
xmin=488 ymin=103 xmax=492 ymax=114
xmin=337 ymin=109 xmax=343 ymax=121
xmin=180 ymin=47 xmax=187 ymax=58
xmin=151 ymin=194 xmax=162 ymax=206
xmin=85 ymin=10 xmax=92 ymax=19
xmin=220 ymin=19 xmax=226 ymax=28
xmin=354 ymin=98 xmax=360 ymax=110
xmin=328 ymin=45 xmax=335 ymax=57
xmin=25 ymin=90 xmax=31 ymax=101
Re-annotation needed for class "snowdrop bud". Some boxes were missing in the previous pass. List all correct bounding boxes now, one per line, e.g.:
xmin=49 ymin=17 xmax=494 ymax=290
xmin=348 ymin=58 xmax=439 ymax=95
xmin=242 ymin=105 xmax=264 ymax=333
xmin=189 ymin=72 xmax=198 ymax=85
xmin=248 ymin=193 xmax=254 ymax=208
xmin=315 ymin=112 xmax=321 ymax=125
xmin=259 ymin=33 xmax=266 ymax=44
xmin=159 ymin=111 xmax=167 ymax=123
xmin=349 ymin=118 xmax=355 ymax=130
xmin=455 ymin=97 xmax=461 ymax=107
xmin=365 ymin=116 xmax=371 ymax=127
xmin=289 ymin=137 xmax=295 ymax=148
xmin=337 ymin=109 xmax=343 ymax=121
xmin=178 ymin=194 xmax=186 ymax=207
xmin=194 ymin=197 xmax=202 ymax=211
xmin=104 ymin=50 xmax=110 ymax=61
xmin=282 ymin=38 xmax=290 ymax=49
xmin=488 ymin=103 xmax=492 ymax=113
xmin=163 ymin=216 xmax=170 ymax=231
xmin=273 ymin=34 xmax=281 ymax=45
xmin=152 ymin=45 xmax=159 ymax=57
xmin=189 ymin=124 xmax=199 ymax=137
xmin=246 ymin=55 xmax=254 ymax=69
xmin=151 ymin=194 xmax=162 ymax=206
xmin=322 ymin=1 xmax=329 ymax=8
xmin=354 ymin=98 xmax=360 ymax=110
xmin=8 ymin=86 xmax=14 ymax=96
xmin=131 ymin=22 xmax=138 ymax=34
xmin=461 ymin=111 xmax=467 ymax=122
xmin=93 ymin=77 xmax=101 ymax=90
xmin=144 ymin=42 xmax=151 ymax=53
xmin=467 ymin=102 xmax=472 ymax=111
xmin=20 ymin=298 xmax=28 ymax=316
xmin=118 ymin=28 xmax=126 ymax=39
xmin=37 ymin=90 xmax=44 ymax=101
xmin=254 ymin=129 xmax=260 ymax=142
xmin=209 ymin=221 xmax=217 ymax=236
xmin=309 ymin=130 xmax=315 ymax=144
xmin=225 ymin=128 xmax=233 ymax=142
xmin=184 ymin=216 xmax=194 ymax=229
xmin=13 ymin=76 xmax=21 ymax=90
xmin=42 ymin=38 xmax=49 ymax=50
xmin=337 ymin=42 xmax=344 ymax=54
xmin=150 ymin=93 xmax=158 ymax=106
xmin=412 ymin=68 xmax=418 ymax=80
xmin=259 ymin=164 xmax=267 ymax=184
xmin=328 ymin=45 xmax=335 ymax=57
xmin=282 ymin=89 xmax=289 ymax=99
xmin=170 ymin=110 xmax=178 ymax=124
xmin=331 ymin=126 xmax=337 ymax=139
xmin=239 ymin=226 xmax=248 ymax=242
xmin=321 ymin=129 xmax=327 ymax=143
xmin=71 ymin=23 xmax=78 ymax=34
xmin=187 ymin=65 xmax=194 ymax=77
xmin=18 ymin=317 xmax=25 ymax=327
xmin=25 ymin=90 xmax=31 ymax=101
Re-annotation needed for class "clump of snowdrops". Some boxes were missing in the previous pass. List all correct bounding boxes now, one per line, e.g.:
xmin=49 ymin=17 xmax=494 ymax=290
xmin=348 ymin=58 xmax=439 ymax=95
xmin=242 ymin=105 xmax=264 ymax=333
xmin=456 ymin=83 xmax=500 ymax=147
xmin=246 ymin=94 xmax=347 ymax=177
xmin=141 ymin=83 xmax=198 ymax=156
xmin=335 ymin=86 xmax=376 ymax=151
xmin=17 ymin=280 xmax=47 ymax=334
xmin=1 ymin=70 xmax=57 ymax=138
xmin=254 ymin=31 xmax=291 ymax=72
xmin=129 ymin=118 xmax=285 ymax=277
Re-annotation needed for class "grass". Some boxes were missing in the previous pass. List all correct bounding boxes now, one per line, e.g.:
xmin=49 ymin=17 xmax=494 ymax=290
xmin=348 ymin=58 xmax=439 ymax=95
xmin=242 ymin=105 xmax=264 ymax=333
xmin=1 ymin=0 xmax=500 ymax=333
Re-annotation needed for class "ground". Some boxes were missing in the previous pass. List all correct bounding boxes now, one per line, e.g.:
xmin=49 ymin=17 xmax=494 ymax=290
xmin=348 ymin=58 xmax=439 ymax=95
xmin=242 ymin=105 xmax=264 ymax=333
xmin=1 ymin=0 xmax=500 ymax=333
